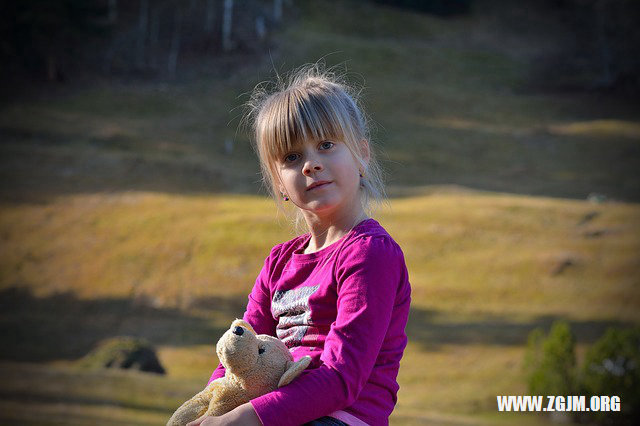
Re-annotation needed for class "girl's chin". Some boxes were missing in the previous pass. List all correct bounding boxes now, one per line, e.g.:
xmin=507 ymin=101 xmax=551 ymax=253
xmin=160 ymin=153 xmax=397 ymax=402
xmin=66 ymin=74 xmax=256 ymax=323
xmin=298 ymin=193 xmax=359 ymax=215
xmin=299 ymin=200 xmax=341 ymax=215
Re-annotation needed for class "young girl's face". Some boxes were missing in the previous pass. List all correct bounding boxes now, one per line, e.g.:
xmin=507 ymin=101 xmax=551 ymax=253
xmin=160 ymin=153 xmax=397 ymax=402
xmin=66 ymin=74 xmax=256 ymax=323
xmin=275 ymin=138 xmax=363 ymax=218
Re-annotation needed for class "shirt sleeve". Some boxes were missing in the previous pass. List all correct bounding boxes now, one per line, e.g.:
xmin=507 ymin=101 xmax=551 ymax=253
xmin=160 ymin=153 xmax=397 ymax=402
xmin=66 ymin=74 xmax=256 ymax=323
xmin=250 ymin=235 xmax=405 ymax=426
xmin=207 ymin=245 xmax=280 ymax=385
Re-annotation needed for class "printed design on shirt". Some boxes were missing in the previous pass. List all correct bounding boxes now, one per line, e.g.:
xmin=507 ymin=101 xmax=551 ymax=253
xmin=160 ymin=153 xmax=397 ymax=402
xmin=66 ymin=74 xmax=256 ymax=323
xmin=272 ymin=285 xmax=320 ymax=348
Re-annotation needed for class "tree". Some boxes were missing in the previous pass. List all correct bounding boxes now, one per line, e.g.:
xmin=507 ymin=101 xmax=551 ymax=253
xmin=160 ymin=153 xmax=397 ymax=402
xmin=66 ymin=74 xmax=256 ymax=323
xmin=523 ymin=321 xmax=576 ymax=396
xmin=579 ymin=328 xmax=640 ymax=425
xmin=222 ymin=0 xmax=234 ymax=52
xmin=0 ymin=0 xmax=110 ymax=81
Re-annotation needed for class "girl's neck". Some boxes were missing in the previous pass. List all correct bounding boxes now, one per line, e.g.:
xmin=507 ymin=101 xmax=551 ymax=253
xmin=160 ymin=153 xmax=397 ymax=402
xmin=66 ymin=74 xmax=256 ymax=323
xmin=302 ymin=205 xmax=369 ymax=254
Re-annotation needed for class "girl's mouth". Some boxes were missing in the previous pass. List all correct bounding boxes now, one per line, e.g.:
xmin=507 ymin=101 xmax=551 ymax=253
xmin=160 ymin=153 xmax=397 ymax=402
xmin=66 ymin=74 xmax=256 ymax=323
xmin=306 ymin=181 xmax=332 ymax=191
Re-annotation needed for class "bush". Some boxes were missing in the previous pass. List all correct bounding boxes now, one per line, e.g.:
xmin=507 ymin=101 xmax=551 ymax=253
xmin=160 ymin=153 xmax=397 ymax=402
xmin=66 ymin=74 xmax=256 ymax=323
xmin=579 ymin=327 xmax=640 ymax=425
xmin=524 ymin=321 xmax=577 ymax=396
xmin=524 ymin=323 xmax=640 ymax=425
xmin=79 ymin=336 xmax=166 ymax=375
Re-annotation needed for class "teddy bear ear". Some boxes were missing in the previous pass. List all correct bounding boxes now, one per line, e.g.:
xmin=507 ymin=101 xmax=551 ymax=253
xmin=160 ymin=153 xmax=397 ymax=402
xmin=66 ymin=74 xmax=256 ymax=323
xmin=231 ymin=319 xmax=256 ymax=335
xmin=277 ymin=356 xmax=311 ymax=388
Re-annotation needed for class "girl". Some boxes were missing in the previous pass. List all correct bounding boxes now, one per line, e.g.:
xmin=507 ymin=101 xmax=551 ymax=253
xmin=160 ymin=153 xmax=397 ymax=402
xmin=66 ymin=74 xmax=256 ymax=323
xmin=190 ymin=66 xmax=411 ymax=426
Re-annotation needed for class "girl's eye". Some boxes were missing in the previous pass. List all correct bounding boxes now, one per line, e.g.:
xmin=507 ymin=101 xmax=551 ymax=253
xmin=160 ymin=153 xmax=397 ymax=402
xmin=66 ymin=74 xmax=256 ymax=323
xmin=258 ymin=347 xmax=265 ymax=354
xmin=319 ymin=141 xmax=334 ymax=150
xmin=284 ymin=153 xmax=299 ymax=163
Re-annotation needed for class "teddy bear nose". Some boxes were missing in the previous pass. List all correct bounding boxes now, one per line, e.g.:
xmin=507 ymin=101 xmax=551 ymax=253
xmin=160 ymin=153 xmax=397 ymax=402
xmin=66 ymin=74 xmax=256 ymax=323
xmin=233 ymin=326 xmax=244 ymax=336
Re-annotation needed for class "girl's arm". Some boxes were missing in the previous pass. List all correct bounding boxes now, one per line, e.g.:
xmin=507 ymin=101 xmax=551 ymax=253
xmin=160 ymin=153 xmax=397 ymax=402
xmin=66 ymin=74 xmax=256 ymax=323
xmin=249 ymin=235 xmax=411 ymax=426
xmin=187 ymin=403 xmax=261 ymax=426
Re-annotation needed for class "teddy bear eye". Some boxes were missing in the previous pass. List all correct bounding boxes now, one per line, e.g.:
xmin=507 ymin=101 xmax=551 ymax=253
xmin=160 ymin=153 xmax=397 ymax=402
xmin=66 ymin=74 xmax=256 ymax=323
xmin=258 ymin=347 xmax=265 ymax=354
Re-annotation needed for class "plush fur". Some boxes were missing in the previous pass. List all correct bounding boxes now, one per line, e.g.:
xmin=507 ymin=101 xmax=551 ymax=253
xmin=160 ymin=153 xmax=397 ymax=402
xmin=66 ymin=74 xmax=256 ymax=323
xmin=167 ymin=319 xmax=311 ymax=425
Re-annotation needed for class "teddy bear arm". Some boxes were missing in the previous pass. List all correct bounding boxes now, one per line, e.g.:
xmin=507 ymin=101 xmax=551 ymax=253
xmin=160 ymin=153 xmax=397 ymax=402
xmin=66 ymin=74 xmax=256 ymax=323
xmin=166 ymin=379 xmax=224 ymax=426
xmin=166 ymin=390 xmax=211 ymax=426
xmin=278 ymin=355 xmax=312 ymax=387
xmin=204 ymin=379 xmax=251 ymax=417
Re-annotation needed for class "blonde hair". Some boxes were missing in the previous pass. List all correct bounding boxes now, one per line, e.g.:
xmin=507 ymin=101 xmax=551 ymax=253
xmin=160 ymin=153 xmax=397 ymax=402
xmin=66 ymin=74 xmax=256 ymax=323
xmin=246 ymin=64 xmax=386 ymax=224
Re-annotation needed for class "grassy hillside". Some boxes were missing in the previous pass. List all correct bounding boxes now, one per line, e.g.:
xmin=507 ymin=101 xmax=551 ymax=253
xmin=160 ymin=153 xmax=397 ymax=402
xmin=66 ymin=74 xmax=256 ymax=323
xmin=1 ymin=191 xmax=638 ymax=424
xmin=1 ymin=0 xmax=639 ymax=425
xmin=1 ymin=1 xmax=638 ymax=202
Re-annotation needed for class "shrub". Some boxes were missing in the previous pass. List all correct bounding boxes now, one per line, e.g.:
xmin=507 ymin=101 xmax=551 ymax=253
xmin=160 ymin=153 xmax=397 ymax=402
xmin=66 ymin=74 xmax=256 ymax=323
xmin=524 ymin=321 xmax=577 ymax=396
xmin=579 ymin=327 xmax=640 ymax=425
xmin=524 ymin=323 xmax=640 ymax=425
xmin=79 ymin=336 xmax=165 ymax=375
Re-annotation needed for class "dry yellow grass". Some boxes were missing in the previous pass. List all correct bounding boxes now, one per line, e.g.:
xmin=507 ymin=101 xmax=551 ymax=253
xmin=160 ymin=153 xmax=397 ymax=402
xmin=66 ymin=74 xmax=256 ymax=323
xmin=384 ymin=192 xmax=640 ymax=321
xmin=3 ymin=191 xmax=638 ymax=320
xmin=0 ymin=192 xmax=286 ymax=306
xmin=1 ymin=190 xmax=638 ymax=424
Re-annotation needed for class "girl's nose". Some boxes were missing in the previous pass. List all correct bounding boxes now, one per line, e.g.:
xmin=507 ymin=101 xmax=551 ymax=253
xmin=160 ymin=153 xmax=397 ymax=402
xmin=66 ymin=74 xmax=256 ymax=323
xmin=302 ymin=159 xmax=323 ymax=175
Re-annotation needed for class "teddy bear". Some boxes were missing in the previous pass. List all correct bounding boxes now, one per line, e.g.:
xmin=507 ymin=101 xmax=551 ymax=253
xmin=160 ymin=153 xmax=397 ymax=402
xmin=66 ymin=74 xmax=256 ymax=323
xmin=167 ymin=319 xmax=311 ymax=426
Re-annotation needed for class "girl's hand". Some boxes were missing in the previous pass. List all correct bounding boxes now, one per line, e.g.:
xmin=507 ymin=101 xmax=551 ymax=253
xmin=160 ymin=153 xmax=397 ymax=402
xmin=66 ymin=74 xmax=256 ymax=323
xmin=186 ymin=413 xmax=207 ymax=426
xmin=186 ymin=403 xmax=262 ymax=426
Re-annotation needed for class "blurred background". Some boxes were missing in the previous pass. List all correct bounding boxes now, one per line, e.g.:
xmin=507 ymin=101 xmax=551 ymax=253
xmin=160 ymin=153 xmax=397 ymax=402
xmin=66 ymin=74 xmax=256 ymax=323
xmin=1 ymin=0 xmax=639 ymax=424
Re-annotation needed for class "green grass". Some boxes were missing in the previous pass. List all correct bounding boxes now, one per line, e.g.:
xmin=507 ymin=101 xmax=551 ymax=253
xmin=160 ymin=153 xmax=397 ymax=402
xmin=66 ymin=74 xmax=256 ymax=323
xmin=1 ymin=0 xmax=639 ymax=424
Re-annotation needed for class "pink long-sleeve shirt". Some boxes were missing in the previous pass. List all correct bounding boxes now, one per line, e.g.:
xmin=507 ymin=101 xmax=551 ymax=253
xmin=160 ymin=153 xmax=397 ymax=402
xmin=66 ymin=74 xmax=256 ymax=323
xmin=208 ymin=219 xmax=411 ymax=425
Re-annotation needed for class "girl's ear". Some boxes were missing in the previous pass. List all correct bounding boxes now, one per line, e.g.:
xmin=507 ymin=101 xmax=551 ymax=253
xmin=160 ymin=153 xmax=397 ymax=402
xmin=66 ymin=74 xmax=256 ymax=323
xmin=273 ymin=172 xmax=285 ymax=194
xmin=359 ymin=139 xmax=371 ymax=167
